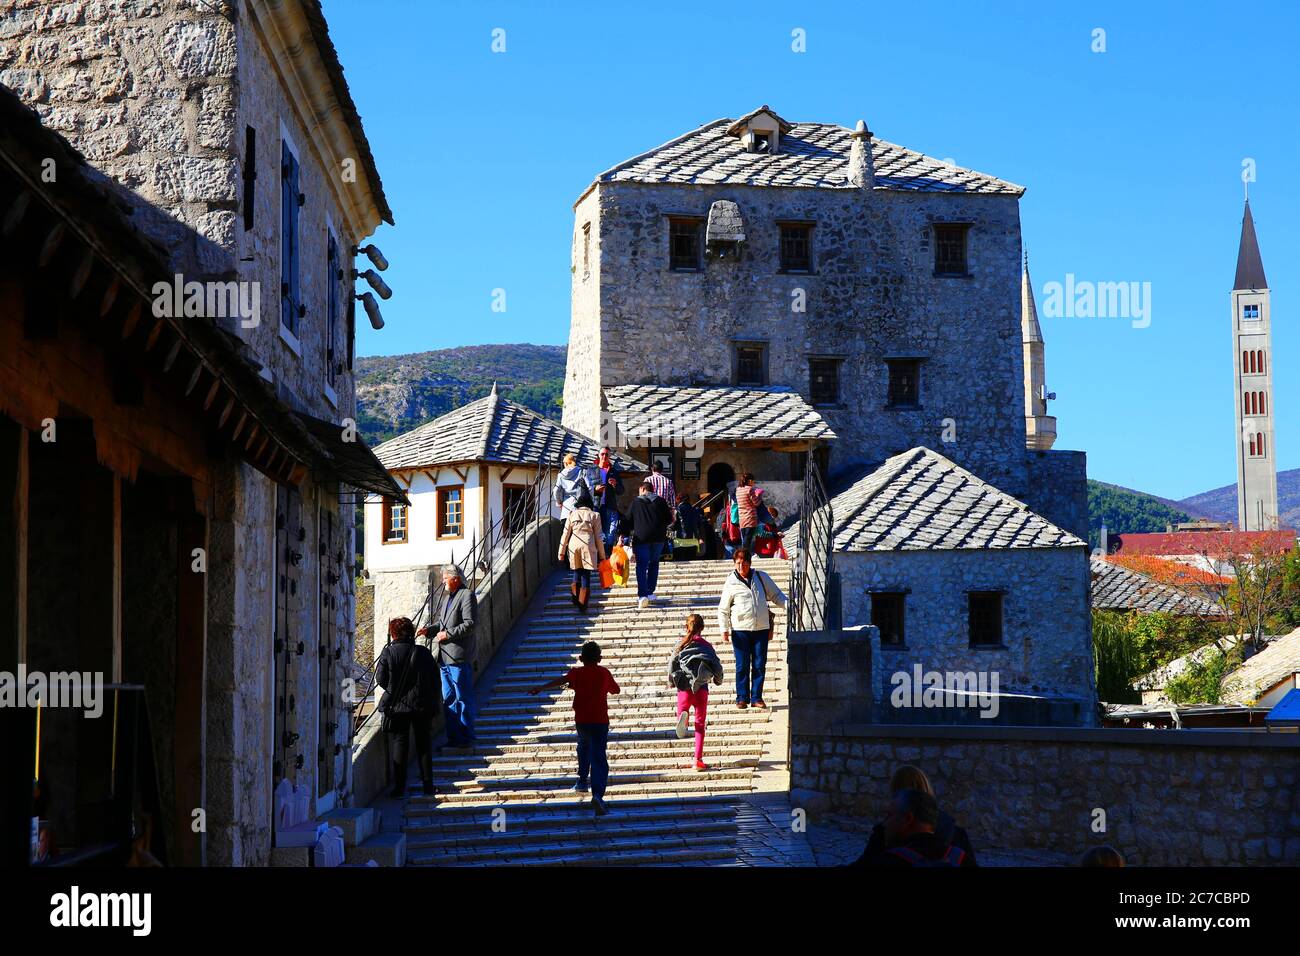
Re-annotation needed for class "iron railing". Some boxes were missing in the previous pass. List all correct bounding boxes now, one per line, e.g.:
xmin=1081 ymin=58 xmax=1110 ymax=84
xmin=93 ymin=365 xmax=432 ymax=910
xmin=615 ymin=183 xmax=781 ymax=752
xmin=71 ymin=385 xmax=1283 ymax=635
xmin=789 ymin=460 xmax=833 ymax=633
xmin=351 ymin=464 xmax=556 ymax=739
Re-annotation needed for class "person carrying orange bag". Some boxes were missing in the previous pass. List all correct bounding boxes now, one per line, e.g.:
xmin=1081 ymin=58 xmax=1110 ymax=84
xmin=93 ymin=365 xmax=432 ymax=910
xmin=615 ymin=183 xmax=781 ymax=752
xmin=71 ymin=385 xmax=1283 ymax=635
xmin=609 ymin=541 xmax=630 ymax=586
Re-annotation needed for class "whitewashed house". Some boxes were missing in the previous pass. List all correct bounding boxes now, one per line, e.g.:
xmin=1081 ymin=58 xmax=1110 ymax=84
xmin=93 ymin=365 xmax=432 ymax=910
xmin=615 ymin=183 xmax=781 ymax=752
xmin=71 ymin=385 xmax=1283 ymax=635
xmin=363 ymin=386 xmax=643 ymax=647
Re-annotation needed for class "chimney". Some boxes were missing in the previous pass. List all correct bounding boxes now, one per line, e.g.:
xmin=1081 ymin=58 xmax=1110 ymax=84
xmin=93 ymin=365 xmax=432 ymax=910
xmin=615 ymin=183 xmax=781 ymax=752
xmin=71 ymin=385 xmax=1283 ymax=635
xmin=1099 ymin=523 xmax=1108 ymax=556
xmin=848 ymin=119 xmax=874 ymax=188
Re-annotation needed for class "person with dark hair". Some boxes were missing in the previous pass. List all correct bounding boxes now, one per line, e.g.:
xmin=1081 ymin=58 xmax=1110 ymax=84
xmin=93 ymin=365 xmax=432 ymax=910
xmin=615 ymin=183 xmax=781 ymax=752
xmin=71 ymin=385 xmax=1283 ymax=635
xmin=374 ymin=617 xmax=438 ymax=798
xmin=591 ymin=446 xmax=624 ymax=550
xmin=855 ymin=764 xmax=977 ymax=864
xmin=857 ymin=789 xmax=975 ymax=867
xmin=668 ymin=613 xmax=723 ymax=771
xmin=558 ymin=488 xmax=604 ymax=613
xmin=529 ymin=641 xmax=621 ymax=816
xmin=625 ymin=478 xmax=673 ymax=609
xmin=648 ymin=458 xmax=676 ymax=505
xmin=1080 ymin=845 xmax=1125 ymax=867
xmin=717 ymin=547 xmax=786 ymax=709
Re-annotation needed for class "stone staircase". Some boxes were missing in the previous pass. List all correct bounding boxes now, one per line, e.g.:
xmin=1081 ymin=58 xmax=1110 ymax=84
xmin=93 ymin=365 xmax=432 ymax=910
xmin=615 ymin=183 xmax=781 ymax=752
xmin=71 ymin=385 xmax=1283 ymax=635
xmin=403 ymin=557 xmax=792 ymax=866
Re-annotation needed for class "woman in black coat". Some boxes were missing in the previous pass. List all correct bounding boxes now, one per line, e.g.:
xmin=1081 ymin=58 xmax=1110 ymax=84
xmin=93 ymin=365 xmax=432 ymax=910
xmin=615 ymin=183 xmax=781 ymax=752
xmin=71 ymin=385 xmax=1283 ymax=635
xmin=375 ymin=617 xmax=439 ymax=798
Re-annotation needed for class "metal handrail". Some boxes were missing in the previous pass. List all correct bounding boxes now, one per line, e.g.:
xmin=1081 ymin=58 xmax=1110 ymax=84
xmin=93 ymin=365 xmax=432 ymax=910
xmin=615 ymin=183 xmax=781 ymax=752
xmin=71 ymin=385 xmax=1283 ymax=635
xmin=789 ymin=460 xmax=833 ymax=633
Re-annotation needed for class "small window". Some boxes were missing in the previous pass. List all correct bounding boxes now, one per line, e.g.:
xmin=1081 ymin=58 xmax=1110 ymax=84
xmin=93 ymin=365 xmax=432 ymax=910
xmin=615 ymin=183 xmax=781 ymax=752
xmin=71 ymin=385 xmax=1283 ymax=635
xmin=242 ymin=126 xmax=256 ymax=231
xmin=886 ymin=359 xmax=921 ymax=407
xmin=809 ymin=358 xmax=840 ymax=406
xmin=933 ymin=223 xmax=969 ymax=276
xmin=968 ymin=591 xmax=1003 ymax=647
xmin=780 ymin=223 xmax=813 ymax=272
xmin=438 ymin=485 xmax=464 ymax=538
xmin=582 ymin=221 xmax=591 ymax=277
xmin=383 ymin=498 xmax=407 ymax=543
xmin=735 ymin=344 xmax=767 ymax=385
xmin=871 ymin=592 xmax=906 ymax=647
xmin=1242 ymin=303 xmax=1260 ymax=321
xmin=752 ymin=131 xmax=773 ymax=154
xmin=280 ymin=140 xmax=302 ymax=336
xmin=669 ymin=218 xmax=703 ymax=271
xmin=326 ymin=232 xmax=340 ymax=387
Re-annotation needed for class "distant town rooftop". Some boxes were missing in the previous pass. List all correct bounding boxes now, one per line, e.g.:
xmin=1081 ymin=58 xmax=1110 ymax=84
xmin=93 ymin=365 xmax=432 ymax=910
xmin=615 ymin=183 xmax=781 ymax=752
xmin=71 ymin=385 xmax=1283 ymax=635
xmin=1111 ymin=529 xmax=1296 ymax=557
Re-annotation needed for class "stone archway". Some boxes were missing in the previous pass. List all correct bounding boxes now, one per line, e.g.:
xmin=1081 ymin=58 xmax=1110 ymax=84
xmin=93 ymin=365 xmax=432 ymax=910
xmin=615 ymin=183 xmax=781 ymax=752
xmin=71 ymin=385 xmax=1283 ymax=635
xmin=706 ymin=461 xmax=735 ymax=496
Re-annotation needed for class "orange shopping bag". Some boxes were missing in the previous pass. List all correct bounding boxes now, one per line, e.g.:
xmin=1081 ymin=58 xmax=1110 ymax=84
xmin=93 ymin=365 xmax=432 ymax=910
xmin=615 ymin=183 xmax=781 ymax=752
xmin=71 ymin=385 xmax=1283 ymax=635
xmin=610 ymin=543 xmax=630 ymax=586
xmin=598 ymin=558 xmax=615 ymax=589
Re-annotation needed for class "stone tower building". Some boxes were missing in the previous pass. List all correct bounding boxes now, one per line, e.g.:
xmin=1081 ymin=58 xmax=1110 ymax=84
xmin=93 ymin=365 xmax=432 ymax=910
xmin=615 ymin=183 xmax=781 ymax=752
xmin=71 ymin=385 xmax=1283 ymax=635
xmin=564 ymin=105 xmax=1086 ymax=537
xmin=1232 ymin=200 xmax=1278 ymax=531
xmin=1021 ymin=255 xmax=1056 ymax=450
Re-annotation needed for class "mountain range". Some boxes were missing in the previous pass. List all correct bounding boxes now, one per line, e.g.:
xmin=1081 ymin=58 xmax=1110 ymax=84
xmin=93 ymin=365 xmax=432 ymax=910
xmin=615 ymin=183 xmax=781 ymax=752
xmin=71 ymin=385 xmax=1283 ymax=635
xmin=354 ymin=344 xmax=1300 ymax=533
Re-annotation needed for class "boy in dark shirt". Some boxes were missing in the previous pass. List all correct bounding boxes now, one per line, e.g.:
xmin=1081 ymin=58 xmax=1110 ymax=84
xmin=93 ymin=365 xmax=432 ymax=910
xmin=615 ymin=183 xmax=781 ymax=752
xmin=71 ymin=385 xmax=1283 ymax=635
xmin=529 ymin=641 xmax=621 ymax=816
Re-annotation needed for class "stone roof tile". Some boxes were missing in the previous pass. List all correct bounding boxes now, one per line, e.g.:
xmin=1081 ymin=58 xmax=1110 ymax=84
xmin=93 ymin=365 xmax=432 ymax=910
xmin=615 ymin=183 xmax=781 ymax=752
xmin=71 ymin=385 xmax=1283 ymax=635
xmin=603 ymin=384 xmax=836 ymax=443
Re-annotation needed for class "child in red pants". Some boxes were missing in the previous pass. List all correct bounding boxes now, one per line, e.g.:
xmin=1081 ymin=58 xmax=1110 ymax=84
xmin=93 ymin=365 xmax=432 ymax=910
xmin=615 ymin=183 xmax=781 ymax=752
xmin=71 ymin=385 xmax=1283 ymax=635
xmin=668 ymin=613 xmax=723 ymax=771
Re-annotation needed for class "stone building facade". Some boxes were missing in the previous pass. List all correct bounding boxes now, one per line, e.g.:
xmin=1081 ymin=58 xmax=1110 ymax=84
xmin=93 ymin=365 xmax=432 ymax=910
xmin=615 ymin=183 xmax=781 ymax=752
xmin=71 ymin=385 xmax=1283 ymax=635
xmin=562 ymin=105 xmax=1086 ymax=533
xmin=2 ymin=0 xmax=397 ymax=865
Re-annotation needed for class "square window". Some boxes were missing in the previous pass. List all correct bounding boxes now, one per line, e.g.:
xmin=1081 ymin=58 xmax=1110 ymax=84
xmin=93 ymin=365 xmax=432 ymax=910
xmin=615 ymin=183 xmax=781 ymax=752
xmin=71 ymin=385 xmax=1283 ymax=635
xmin=968 ymin=591 xmax=1003 ymax=647
xmin=886 ymin=359 xmax=921 ymax=407
xmin=934 ymin=223 xmax=969 ymax=276
xmin=1242 ymin=303 xmax=1260 ymax=320
xmin=383 ymin=498 xmax=407 ymax=543
xmin=438 ymin=486 xmax=464 ymax=538
xmin=809 ymin=358 xmax=840 ymax=406
xmin=871 ymin=592 xmax=906 ymax=646
xmin=780 ymin=223 xmax=813 ymax=272
xmin=735 ymin=344 xmax=766 ymax=385
xmin=669 ymin=218 xmax=703 ymax=271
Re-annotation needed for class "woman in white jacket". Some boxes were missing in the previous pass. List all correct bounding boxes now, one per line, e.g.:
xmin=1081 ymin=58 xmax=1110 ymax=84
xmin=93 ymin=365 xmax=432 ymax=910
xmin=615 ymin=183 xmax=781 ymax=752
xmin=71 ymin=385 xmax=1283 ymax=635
xmin=717 ymin=548 xmax=787 ymax=709
xmin=553 ymin=452 xmax=594 ymax=518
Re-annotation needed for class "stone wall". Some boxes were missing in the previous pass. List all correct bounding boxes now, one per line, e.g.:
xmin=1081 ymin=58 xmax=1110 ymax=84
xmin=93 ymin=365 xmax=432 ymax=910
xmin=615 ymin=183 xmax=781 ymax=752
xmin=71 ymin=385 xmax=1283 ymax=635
xmin=836 ymin=546 xmax=1095 ymax=711
xmin=1022 ymin=449 xmax=1089 ymax=542
xmin=565 ymin=178 xmax=1030 ymax=494
xmin=791 ymin=724 xmax=1300 ymax=865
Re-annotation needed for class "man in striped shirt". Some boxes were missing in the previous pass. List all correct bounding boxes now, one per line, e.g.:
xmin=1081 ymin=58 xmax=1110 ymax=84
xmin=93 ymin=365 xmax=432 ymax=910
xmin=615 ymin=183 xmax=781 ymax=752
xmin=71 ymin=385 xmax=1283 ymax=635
xmin=647 ymin=459 xmax=676 ymax=507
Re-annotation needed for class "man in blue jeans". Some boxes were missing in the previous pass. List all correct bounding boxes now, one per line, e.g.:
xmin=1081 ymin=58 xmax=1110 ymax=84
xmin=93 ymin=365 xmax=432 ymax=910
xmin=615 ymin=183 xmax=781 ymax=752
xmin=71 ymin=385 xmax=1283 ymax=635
xmin=717 ymin=548 xmax=787 ymax=709
xmin=624 ymin=480 xmax=673 ymax=610
xmin=419 ymin=565 xmax=477 ymax=748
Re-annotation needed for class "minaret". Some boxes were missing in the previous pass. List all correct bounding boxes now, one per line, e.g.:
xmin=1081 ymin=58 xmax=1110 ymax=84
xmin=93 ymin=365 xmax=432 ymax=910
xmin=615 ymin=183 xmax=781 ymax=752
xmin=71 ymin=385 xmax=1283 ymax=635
xmin=1232 ymin=200 xmax=1278 ymax=530
xmin=1022 ymin=253 xmax=1056 ymax=450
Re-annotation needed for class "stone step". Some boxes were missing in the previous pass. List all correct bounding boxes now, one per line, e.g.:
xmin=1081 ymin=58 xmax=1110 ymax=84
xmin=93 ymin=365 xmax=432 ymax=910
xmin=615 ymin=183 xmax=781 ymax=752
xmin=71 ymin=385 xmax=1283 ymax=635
xmin=405 ymin=794 xmax=743 ymax=824
xmin=345 ymin=831 xmax=406 ymax=867
xmin=412 ymin=778 xmax=756 ymax=806
xmin=429 ymin=741 xmax=763 ymax=767
xmin=429 ymin=754 xmax=762 ymax=781
xmin=408 ymin=840 xmax=736 ymax=867
xmin=430 ymin=765 xmax=755 ymax=791
xmin=407 ymin=817 xmax=736 ymax=853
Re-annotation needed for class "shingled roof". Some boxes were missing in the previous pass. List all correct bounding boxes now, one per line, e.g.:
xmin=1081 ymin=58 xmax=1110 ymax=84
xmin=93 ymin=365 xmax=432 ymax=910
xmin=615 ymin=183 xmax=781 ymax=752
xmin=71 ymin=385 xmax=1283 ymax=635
xmin=1090 ymin=558 xmax=1225 ymax=617
xmin=590 ymin=113 xmax=1024 ymax=196
xmin=603 ymin=385 xmax=836 ymax=444
xmin=1224 ymin=627 xmax=1300 ymax=704
xmin=825 ymin=447 xmax=1083 ymax=552
xmin=373 ymin=386 xmax=645 ymax=472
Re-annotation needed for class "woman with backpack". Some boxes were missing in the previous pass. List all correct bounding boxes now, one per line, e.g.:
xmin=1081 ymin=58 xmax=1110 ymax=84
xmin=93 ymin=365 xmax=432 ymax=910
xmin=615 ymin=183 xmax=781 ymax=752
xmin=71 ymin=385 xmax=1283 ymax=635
xmin=374 ymin=617 xmax=439 ymax=798
xmin=667 ymin=613 xmax=723 ymax=771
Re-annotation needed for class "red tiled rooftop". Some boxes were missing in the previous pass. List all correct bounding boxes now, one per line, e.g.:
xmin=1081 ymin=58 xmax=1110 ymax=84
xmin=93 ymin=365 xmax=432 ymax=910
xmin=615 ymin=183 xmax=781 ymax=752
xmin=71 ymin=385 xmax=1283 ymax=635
xmin=1112 ymin=529 xmax=1296 ymax=556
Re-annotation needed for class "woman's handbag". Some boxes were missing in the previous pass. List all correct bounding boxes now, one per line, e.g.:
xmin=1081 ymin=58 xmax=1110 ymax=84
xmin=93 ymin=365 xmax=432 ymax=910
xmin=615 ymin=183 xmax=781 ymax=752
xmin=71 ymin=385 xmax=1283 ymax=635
xmin=598 ymin=558 xmax=615 ymax=589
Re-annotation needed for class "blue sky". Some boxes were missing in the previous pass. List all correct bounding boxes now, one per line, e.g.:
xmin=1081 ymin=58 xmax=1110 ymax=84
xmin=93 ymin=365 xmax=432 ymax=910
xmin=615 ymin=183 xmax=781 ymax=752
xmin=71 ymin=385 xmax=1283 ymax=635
xmin=325 ymin=0 xmax=1299 ymax=501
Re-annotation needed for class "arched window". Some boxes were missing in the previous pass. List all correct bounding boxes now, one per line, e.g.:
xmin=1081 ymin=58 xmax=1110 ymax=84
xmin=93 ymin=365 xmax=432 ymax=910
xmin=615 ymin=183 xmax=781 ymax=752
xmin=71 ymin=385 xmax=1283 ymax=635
xmin=1260 ymin=351 xmax=1266 ymax=374
xmin=1261 ymin=391 xmax=1267 ymax=415
xmin=1243 ymin=391 xmax=1249 ymax=415
xmin=1249 ymin=435 xmax=1257 ymax=456
xmin=1243 ymin=349 xmax=1249 ymax=372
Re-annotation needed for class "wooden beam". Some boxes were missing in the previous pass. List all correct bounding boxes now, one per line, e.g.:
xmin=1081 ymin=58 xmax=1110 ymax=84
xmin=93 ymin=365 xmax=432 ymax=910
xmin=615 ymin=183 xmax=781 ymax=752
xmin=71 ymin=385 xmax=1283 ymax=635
xmin=144 ymin=318 xmax=165 ymax=352
xmin=37 ymin=222 xmax=65 ymax=267
xmin=243 ymin=423 xmax=260 ymax=452
xmin=202 ymin=378 xmax=221 ymax=411
xmin=230 ymin=411 xmax=248 ymax=443
xmin=217 ymin=396 xmax=235 ymax=429
xmin=184 ymin=361 xmax=204 ymax=397
xmin=162 ymin=337 xmax=183 ymax=373
xmin=69 ymin=249 xmax=96 ymax=299
xmin=1 ymin=190 xmax=31 ymax=238
xmin=99 ymin=277 xmax=120 ymax=317
xmin=120 ymin=301 xmax=142 ymax=339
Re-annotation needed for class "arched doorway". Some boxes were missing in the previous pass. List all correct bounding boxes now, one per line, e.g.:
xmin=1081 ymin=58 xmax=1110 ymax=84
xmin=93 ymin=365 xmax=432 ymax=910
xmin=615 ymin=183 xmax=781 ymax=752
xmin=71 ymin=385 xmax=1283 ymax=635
xmin=706 ymin=461 xmax=735 ymax=496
